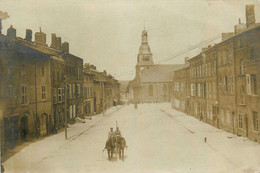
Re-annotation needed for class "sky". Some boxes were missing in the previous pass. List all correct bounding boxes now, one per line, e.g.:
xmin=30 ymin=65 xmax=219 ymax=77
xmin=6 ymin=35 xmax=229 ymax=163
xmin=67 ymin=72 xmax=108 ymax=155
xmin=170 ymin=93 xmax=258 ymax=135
xmin=1 ymin=0 xmax=260 ymax=80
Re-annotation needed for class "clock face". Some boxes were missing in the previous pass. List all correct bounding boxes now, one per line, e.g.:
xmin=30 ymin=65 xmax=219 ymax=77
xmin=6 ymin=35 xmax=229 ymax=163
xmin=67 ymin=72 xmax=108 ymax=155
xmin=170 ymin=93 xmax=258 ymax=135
xmin=143 ymin=56 xmax=149 ymax=61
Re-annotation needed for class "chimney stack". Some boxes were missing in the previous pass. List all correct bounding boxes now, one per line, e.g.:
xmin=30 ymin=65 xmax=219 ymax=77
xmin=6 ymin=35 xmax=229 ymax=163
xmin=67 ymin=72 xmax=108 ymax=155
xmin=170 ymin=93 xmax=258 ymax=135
xmin=35 ymin=27 xmax=47 ymax=46
xmin=221 ymin=32 xmax=233 ymax=41
xmin=56 ymin=37 xmax=61 ymax=51
xmin=246 ymin=4 xmax=255 ymax=28
xmin=25 ymin=29 xmax=32 ymax=42
xmin=50 ymin=33 xmax=57 ymax=49
xmin=7 ymin=25 xmax=16 ymax=39
xmin=62 ymin=42 xmax=69 ymax=52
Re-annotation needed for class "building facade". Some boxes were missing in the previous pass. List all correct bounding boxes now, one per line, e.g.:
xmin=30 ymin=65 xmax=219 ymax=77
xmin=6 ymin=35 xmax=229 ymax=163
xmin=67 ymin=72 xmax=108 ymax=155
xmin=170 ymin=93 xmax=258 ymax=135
xmin=171 ymin=5 xmax=260 ymax=143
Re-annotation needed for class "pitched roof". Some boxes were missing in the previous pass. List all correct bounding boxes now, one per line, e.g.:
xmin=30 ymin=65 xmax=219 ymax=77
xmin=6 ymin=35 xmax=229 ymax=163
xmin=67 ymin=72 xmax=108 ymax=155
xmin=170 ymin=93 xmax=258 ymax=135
xmin=138 ymin=64 xmax=185 ymax=83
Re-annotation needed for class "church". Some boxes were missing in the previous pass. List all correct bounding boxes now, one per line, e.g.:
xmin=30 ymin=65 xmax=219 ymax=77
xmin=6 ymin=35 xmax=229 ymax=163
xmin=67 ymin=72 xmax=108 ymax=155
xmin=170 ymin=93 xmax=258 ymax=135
xmin=132 ymin=29 xmax=184 ymax=103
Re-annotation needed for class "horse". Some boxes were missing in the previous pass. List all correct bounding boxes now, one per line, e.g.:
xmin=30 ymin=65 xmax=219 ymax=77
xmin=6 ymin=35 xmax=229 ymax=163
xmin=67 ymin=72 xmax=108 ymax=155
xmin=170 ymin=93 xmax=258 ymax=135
xmin=116 ymin=137 xmax=127 ymax=160
xmin=104 ymin=138 xmax=115 ymax=161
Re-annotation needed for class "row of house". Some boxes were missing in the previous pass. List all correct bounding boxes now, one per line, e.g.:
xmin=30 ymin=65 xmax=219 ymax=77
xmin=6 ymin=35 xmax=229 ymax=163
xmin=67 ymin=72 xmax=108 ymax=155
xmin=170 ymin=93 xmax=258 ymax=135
xmin=171 ymin=5 xmax=260 ymax=143
xmin=0 ymin=25 xmax=120 ymax=155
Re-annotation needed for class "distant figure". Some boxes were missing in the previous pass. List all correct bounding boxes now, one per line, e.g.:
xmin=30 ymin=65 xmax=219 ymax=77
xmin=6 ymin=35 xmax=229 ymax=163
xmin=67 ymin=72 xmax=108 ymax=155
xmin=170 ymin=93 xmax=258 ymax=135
xmin=204 ymin=137 xmax=207 ymax=143
xmin=108 ymin=127 xmax=114 ymax=140
xmin=115 ymin=127 xmax=121 ymax=137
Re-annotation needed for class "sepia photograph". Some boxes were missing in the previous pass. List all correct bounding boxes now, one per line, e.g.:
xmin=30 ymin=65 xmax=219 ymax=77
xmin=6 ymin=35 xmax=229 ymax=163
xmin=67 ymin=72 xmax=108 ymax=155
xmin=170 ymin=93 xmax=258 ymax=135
xmin=0 ymin=0 xmax=260 ymax=172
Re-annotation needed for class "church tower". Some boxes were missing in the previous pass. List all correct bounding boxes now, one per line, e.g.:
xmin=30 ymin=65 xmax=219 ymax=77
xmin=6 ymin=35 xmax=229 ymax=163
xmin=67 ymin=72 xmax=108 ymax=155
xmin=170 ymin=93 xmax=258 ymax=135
xmin=136 ymin=29 xmax=154 ymax=75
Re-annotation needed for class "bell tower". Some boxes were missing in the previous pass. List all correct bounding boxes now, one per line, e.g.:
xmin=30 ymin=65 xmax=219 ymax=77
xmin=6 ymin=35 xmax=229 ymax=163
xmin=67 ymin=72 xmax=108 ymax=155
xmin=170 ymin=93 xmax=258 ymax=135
xmin=136 ymin=29 xmax=154 ymax=75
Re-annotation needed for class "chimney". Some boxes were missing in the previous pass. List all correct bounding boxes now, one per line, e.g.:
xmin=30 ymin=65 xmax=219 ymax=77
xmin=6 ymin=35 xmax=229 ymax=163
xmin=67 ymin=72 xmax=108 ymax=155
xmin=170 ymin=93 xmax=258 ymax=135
xmin=62 ymin=42 xmax=69 ymax=52
xmin=50 ymin=33 xmax=57 ymax=49
xmin=246 ymin=4 xmax=255 ymax=28
xmin=35 ymin=27 xmax=47 ymax=45
xmin=234 ymin=18 xmax=246 ymax=34
xmin=25 ymin=29 xmax=32 ymax=41
xmin=7 ymin=25 xmax=16 ymax=39
xmin=56 ymin=37 xmax=61 ymax=51
xmin=222 ymin=32 xmax=233 ymax=41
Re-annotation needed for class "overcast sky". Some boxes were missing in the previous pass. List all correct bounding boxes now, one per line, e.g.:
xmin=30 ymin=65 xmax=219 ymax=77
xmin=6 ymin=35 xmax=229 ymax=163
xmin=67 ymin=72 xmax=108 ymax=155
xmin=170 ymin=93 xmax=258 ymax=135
xmin=1 ymin=0 xmax=260 ymax=80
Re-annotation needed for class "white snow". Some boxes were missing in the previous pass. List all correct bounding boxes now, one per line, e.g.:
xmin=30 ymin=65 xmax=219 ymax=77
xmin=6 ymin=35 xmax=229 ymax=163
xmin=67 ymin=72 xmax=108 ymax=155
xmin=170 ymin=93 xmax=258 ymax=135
xmin=3 ymin=103 xmax=260 ymax=173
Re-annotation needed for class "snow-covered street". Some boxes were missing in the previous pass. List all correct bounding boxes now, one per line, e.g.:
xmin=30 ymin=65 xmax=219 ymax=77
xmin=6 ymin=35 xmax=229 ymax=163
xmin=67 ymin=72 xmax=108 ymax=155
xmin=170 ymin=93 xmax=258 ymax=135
xmin=3 ymin=103 xmax=260 ymax=173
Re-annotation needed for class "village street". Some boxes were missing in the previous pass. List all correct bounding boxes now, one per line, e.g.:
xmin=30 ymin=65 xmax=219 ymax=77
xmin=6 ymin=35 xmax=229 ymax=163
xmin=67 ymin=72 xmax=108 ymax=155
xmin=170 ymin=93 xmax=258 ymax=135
xmin=3 ymin=103 xmax=260 ymax=173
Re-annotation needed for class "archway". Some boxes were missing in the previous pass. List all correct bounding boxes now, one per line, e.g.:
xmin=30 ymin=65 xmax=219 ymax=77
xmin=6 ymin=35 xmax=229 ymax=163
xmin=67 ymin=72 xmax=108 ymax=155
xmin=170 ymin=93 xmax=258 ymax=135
xmin=20 ymin=115 xmax=28 ymax=141
xmin=40 ymin=113 xmax=48 ymax=136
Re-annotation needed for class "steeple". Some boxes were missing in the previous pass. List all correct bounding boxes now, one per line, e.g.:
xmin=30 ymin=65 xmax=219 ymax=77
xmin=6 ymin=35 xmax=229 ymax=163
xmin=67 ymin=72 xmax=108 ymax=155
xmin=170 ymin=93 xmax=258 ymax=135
xmin=136 ymin=29 xmax=154 ymax=67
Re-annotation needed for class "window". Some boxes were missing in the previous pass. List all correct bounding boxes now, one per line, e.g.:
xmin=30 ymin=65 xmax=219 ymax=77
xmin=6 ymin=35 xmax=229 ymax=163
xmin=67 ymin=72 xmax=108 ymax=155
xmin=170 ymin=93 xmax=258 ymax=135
xmin=149 ymin=85 xmax=153 ymax=96
xmin=199 ymin=66 xmax=202 ymax=78
xmin=229 ymin=76 xmax=233 ymax=93
xmin=42 ymin=86 xmax=46 ymax=99
xmin=246 ymin=74 xmax=251 ymax=95
xmin=240 ymin=86 xmax=245 ymax=104
xmin=240 ymin=59 xmax=244 ymax=75
xmin=58 ymin=88 xmax=62 ymax=103
xmin=77 ymin=84 xmax=80 ymax=96
xmin=239 ymin=114 xmax=243 ymax=128
xmin=90 ymin=87 xmax=93 ymax=97
xmin=224 ymin=76 xmax=228 ymax=92
xmin=197 ymin=83 xmax=201 ymax=97
xmin=73 ymin=84 xmax=75 ymax=97
xmin=22 ymin=85 xmax=27 ymax=104
xmin=251 ymin=74 xmax=257 ymax=95
xmin=206 ymin=63 xmax=208 ymax=76
xmin=69 ymin=84 xmax=72 ymax=98
xmin=62 ymin=88 xmax=65 ymax=102
xmin=190 ymin=84 xmax=196 ymax=96
xmin=253 ymin=112 xmax=258 ymax=131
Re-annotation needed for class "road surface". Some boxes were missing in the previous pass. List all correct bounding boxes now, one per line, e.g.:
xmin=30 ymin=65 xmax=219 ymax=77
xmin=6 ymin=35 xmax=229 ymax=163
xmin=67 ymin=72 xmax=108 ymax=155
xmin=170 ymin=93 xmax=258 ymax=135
xmin=3 ymin=103 xmax=260 ymax=173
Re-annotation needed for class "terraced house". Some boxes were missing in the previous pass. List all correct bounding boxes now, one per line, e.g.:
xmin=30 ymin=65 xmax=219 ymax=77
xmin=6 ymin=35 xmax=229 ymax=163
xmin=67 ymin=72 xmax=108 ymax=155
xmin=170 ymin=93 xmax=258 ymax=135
xmin=171 ymin=5 xmax=260 ymax=143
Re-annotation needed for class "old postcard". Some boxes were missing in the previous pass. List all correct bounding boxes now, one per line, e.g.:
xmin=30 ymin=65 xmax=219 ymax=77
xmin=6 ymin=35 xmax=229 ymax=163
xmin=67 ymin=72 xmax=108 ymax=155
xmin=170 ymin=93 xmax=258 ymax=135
xmin=0 ymin=0 xmax=260 ymax=172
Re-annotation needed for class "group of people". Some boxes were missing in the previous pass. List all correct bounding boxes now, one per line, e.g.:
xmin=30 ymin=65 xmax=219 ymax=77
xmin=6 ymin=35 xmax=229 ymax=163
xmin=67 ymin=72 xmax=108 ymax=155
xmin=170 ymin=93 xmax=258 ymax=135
xmin=104 ymin=127 xmax=127 ymax=161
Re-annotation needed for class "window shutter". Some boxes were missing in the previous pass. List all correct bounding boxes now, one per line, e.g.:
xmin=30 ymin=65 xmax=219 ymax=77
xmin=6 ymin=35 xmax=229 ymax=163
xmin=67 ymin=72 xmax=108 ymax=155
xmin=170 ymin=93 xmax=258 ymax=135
xmin=62 ymin=88 xmax=65 ymax=102
xmin=246 ymin=74 xmax=251 ymax=95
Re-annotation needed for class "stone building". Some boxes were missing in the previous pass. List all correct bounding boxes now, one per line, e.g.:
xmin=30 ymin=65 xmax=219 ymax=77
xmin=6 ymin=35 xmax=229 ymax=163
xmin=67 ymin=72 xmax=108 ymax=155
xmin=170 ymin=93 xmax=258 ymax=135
xmin=171 ymin=4 xmax=260 ymax=143
xmin=171 ymin=58 xmax=190 ymax=113
xmin=83 ymin=63 xmax=95 ymax=116
xmin=132 ymin=29 xmax=184 ymax=103
xmin=234 ymin=5 xmax=260 ymax=141
xmin=0 ymin=27 xmax=52 ymax=151
xmin=202 ymin=46 xmax=218 ymax=127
